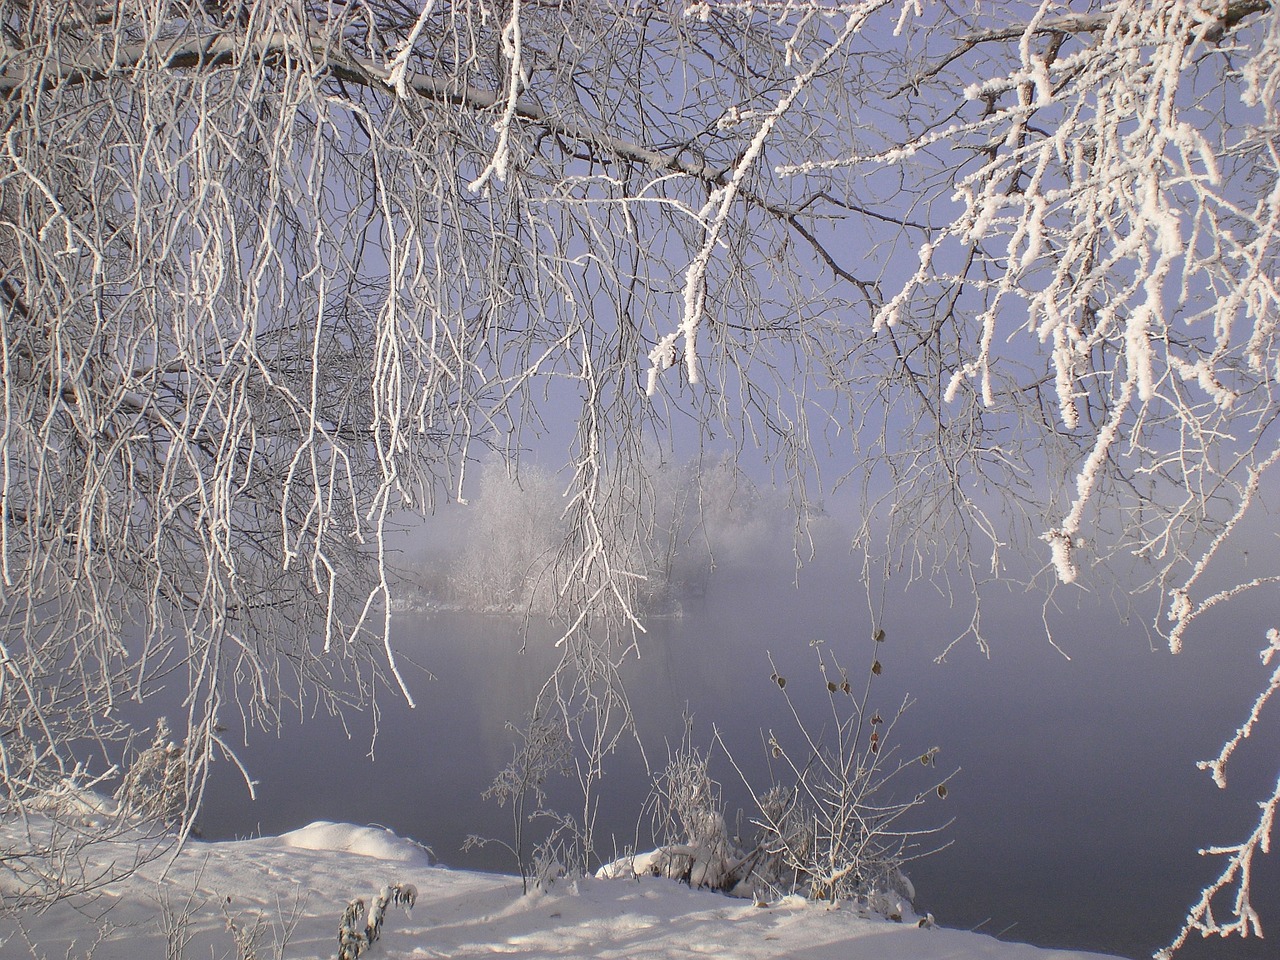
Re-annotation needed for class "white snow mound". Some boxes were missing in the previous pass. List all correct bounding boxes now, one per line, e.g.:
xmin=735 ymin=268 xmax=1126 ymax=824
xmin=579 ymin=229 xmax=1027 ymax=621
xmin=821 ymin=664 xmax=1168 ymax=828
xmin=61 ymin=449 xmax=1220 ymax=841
xmin=276 ymin=819 xmax=432 ymax=863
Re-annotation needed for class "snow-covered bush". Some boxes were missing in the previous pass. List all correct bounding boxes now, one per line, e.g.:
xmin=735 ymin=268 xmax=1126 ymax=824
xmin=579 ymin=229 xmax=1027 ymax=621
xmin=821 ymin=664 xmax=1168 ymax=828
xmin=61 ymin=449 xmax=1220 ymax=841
xmin=641 ymin=717 xmax=749 ymax=894
xmin=115 ymin=718 xmax=189 ymax=828
xmin=627 ymin=638 xmax=949 ymax=917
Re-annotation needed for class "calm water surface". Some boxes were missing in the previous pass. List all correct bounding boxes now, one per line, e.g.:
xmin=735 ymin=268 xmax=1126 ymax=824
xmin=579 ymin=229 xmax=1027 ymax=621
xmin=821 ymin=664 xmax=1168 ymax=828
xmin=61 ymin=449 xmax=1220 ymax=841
xmin=200 ymin=567 xmax=1280 ymax=960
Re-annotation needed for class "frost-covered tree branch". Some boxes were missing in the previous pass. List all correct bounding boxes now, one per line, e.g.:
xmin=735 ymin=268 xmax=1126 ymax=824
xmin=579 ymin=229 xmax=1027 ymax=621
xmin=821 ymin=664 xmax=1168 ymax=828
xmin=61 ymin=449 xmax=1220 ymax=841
xmin=0 ymin=0 xmax=887 ymax=897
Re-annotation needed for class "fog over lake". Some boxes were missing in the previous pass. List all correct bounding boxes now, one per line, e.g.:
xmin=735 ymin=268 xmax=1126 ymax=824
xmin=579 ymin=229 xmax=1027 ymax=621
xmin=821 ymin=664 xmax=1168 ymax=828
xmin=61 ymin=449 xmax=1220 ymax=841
xmin=196 ymin=535 xmax=1280 ymax=960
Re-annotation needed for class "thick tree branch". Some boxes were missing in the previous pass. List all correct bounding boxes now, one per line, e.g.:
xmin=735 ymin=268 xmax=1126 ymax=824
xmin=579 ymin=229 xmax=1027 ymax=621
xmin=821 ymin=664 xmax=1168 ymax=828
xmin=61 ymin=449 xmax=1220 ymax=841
xmin=0 ymin=23 xmax=876 ymax=289
xmin=894 ymin=1 xmax=1273 ymax=98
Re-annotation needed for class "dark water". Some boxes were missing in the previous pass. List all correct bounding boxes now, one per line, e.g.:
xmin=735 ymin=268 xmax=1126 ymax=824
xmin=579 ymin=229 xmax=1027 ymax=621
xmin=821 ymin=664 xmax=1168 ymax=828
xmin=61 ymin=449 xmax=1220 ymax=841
xmin=199 ymin=566 xmax=1280 ymax=960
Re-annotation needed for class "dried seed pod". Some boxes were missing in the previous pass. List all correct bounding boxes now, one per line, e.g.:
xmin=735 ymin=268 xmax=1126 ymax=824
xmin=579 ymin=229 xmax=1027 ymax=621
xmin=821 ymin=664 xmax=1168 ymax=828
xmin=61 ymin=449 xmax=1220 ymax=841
xmin=871 ymin=660 xmax=882 ymax=676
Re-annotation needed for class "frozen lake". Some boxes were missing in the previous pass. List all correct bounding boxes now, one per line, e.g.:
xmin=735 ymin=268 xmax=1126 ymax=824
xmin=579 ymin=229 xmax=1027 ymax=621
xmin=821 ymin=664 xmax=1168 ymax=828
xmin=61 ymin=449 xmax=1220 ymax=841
xmin=198 ymin=565 xmax=1279 ymax=960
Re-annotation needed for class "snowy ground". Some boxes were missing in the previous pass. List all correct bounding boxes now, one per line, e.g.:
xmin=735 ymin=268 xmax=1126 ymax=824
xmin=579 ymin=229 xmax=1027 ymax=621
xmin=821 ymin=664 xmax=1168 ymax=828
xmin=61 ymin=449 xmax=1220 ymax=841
xmin=1 ymin=819 xmax=1127 ymax=960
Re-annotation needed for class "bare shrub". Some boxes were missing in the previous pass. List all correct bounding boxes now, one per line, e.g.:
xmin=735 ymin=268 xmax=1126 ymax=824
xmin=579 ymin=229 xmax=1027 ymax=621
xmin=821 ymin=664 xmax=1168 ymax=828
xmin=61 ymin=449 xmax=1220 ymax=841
xmin=465 ymin=711 xmax=572 ymax=893
xmin=633 ymin=636 xmax=950 ymax=917
xmin=743 ymin=641 xmax=952 ymax=908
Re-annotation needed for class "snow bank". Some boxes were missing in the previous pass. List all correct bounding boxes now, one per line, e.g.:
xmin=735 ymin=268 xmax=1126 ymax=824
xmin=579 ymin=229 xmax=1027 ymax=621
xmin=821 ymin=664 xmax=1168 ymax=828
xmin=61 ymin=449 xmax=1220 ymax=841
xmin=0 ymin=817 xmax=1125 ymax=960
xmin=276 ymin=820 xmax=433 ymax=865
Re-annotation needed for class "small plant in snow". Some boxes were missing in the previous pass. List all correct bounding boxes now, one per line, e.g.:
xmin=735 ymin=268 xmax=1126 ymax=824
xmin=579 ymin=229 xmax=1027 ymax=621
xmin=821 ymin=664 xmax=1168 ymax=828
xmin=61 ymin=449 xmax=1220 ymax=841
xmin=115 ymin=718 xmax=188 ymax=828
xmin=221 ymin=899 xmax=266 ymax=960
xmin=157 ymin=878 xmax=206 ymax=960
xmin=336 ymin=883 xmax=417 ymax=960
xmin=522 ymin=804 xmax=595 ymax=893
xmin=465 ymin=711 xmax=572 ymax=893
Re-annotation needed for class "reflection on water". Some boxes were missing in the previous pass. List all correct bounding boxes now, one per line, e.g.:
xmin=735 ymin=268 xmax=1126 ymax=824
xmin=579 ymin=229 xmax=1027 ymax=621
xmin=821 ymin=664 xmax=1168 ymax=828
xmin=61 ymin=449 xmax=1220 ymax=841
xmin=199 ymin=565 xmax=1279 ymax=960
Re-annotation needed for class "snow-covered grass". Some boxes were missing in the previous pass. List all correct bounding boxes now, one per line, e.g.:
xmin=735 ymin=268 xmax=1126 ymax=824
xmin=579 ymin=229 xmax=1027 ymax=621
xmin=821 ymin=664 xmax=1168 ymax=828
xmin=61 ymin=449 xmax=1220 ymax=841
xmin=0 ymin=817 xmax=1125 ymax=960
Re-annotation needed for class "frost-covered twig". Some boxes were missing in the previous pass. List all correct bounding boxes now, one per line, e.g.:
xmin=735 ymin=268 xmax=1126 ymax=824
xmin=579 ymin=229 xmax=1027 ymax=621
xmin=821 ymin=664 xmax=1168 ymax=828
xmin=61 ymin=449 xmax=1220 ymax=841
xmin=1166 ymin=443 xmax=1280 ymax=653
xmin=381 ymin=0 xmax=439 ymax=99
xmin=1159 ymin=627 xmax=1280 ymax=957
xmin=1159 ymin=772 xmax=1280 ymax=957
xmin=468 ymin=0 xmax=525 ymax=193
xmin=1199 ymin=629 xmax=1280 ymax=790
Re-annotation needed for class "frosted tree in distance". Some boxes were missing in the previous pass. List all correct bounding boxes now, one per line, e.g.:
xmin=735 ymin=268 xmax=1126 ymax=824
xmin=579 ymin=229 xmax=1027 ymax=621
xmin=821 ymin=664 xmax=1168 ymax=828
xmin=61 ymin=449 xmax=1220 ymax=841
xmin=0 ymin=1 xmax=1278 ymax=950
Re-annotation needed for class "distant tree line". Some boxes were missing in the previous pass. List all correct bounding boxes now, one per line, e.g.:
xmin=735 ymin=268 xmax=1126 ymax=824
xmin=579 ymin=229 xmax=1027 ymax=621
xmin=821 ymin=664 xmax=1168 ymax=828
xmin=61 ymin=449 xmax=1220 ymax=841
xmin=401 ymin=457 xmax=796 ymax=616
